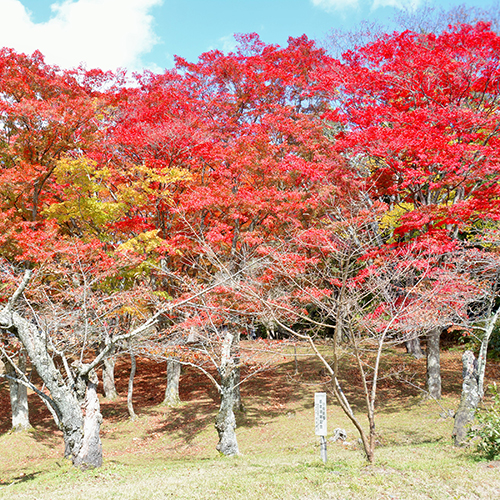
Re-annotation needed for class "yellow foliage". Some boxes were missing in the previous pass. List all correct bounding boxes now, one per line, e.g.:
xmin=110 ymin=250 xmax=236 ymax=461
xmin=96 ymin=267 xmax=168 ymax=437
xmin=115 ymin=163 xmax=192 ymax=204
xmin=117 ymin=230 xmax=163 ymax=254
xmin=45 ymin=156 xmax=191 ymax=239
xmin=379 ymin=203 xmax=414 ymax=232
xmin=44 ymin=156 xmax=127 ymax=228
xmin=43 ymin=198 xmax=126 ymax=225
xmin=53 ymin=156 xmax=111 ymax=194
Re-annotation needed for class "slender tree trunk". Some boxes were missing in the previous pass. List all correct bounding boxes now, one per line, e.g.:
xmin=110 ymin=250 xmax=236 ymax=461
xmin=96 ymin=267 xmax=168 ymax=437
xmin=215 ymin=331 xmax=239 ymax=456
xmin=232 ymin=357 xmax=244 ymax=412
xmin=452 ymin=350 xmax=480 ymax=445
xmin=163 ymin=357 xmax=181 ymax=406
xmin=426 ymin=328 xmax=442 ymax=400
xmin=477 ymin=308 xmax=500 ymax=399
xmin=405 ymin=337 xmax=424 ymax=359
xmin=127 ymin=348 xmax=137 ymax=420
xmin=2 ymin=350 xmax=31 ymax=431
xmin=101 ymin=344 xmax=118 ymax=400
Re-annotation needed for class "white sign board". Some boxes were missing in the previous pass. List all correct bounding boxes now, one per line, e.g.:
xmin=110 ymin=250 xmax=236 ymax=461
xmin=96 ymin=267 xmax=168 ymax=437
xmin=314 ymin=392 xmax=327 ymax=436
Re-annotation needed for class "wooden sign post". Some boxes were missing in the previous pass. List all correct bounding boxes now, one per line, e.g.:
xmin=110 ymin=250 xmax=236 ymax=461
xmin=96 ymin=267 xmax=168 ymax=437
xmin=314 ymin=392 xmax=327 ymax=463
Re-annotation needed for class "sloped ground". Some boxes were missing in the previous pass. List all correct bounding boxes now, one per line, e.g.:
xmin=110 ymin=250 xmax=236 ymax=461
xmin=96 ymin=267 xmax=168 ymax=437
xmin=1 ymin=344 xmax=500 ymax=499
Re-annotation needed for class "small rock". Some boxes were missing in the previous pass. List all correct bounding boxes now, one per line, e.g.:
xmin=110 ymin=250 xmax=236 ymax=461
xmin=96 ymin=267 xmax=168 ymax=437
xmin=330 ymin=428 xmax=347 ymax=442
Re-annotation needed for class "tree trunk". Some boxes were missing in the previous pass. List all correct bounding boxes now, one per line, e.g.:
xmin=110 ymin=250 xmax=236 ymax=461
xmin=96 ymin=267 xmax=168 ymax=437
xmin=2 ymin=349 xmax=31 ymax=431
xmin=232 ymin=357 xmax=244 ymax=412
xmin=294 ymin=344 xmax=299 ymax=375
xmin=1 ymin=308 xmax=83 ymax=457
xmin=452 ymin=309 xmax=500 ymax=445
xmin=426 ymin=328 xmax=442 ymax=399
xmin=452 ymin=350 xmax=480 ymax=446
xmin=215 ymin=331 xmax=239 ymax=456
xmin=405 ymin=337 xmax=424 ymax=359
xmin=127 ymin=348 xmax=137 ymax=420
xmin=163 ymin=357 xmax=181 ymax=406
xmin=73 ymin=369 xmax=103 ymax=468
xmin=0 ymin=307 xmax=101 ymax=468
xmin=101 ymin=345 xmax=118 ymax=400
xmin=477 ymin=307 xmax=500 ymax=399
xmin=215 ymin=371 xmax=239 ymax=456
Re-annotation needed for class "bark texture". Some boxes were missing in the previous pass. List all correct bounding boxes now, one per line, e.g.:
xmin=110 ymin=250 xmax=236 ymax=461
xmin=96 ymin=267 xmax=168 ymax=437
xmin=405 ymin=337 xmax=424 ymax=359
xmin=101 ymin=345 xmax=118 ymax=400
xmin=1 ymin=308 xmax=83 ymax=458
xmin=0 ymin=302 xmax=102 ymax=468
xmin=452 ymin=350 xmax=480 ymax=446
xmin=215 ymin=331 xmax=239 ymax=456
xmin=215 ymin=370 xmax=239 ymax=456
xmin=163 ymin=357 xmax=181 ymax=406
xmin=477 ymin=308 xmax=500 ymax=399
xmin=426 ymin=328 xmax=442 ymax=399
xmin=232 ymin=357 xmax=244 ymax=412
xmin=1 ymin=350 xmax=31 ymax=431
xmin=73 ymin=369 xmax=103 ymax=468
xmin=127 ymin=349 xmax=137 ymax=420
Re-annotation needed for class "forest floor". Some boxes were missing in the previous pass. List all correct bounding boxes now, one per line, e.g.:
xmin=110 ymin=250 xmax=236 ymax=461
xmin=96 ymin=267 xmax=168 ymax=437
xmin=1 ymin=342 xmax=500 ymax=499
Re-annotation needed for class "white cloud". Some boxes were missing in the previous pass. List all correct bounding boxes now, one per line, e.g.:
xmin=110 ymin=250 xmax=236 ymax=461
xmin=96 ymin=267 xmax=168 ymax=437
xmin=372 ymin=0 xmax=421 ymax=10
xmin=205 ymin=35 xmax=238 ymax=56
xmin=310 ymin=0 xmax=360 ymax=11
xmin=0 ymin=0 xmax=163 ymax=71
xmin=219 ymin=35 xmax=238 ymax=54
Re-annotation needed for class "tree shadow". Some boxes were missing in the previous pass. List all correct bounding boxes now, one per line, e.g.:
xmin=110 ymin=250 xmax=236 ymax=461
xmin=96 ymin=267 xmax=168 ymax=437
xmin=1 ymin=470 xmax=41 ymax=486
xmin=148 ymin=399 xmax=218 ymax=444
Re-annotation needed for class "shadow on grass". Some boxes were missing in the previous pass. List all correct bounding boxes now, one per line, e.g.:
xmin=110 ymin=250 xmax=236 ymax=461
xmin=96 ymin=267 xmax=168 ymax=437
xmin=134 ymin=356 xmax=317 ymax=444
xmin=1 ymin=471 xmax=41 ymax=487
xmin=150 ymin=400 xmax=217 ymax=444
xmin=139 ymin=350 xmax=445 ymax=446
xmin=1 ymin=345 xmax=495 ymax=460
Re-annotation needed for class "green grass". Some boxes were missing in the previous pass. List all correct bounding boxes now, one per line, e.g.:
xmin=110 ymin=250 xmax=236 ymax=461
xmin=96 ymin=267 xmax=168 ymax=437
xmin=2 ymin=442 xmax=499 ymax=499
xmin=1 ymin=350 xmax=500 ymax=499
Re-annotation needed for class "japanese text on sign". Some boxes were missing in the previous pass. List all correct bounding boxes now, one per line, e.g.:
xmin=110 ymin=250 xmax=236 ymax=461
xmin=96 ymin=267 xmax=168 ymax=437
xmin=315 ymin=392 xmax=327 ymax=436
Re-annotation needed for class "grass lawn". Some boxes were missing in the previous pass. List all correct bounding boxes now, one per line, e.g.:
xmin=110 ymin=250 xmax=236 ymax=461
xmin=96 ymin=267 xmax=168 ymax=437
xmin=1 ymin=345 xmax=500 ymax=499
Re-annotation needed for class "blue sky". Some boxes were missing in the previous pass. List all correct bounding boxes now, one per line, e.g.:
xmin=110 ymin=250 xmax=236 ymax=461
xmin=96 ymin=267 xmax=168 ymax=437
xmin=0 ymin=0 xmax=494 ymax=72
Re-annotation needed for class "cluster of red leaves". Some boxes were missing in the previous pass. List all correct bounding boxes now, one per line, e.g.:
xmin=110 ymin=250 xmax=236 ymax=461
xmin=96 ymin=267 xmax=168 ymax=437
xmin=1 ymin=24 xmax=500 ymax=353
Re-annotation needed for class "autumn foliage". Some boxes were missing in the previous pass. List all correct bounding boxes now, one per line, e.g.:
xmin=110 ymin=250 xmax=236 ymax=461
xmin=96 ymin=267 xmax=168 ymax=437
xmin=1 ymin=22 xmax=500 ymax=465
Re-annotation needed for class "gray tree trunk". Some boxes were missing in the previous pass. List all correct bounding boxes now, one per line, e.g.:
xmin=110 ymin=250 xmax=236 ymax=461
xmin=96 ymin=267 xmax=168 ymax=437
xmin=73 ymin=369 xmax=103 ymax=468
xmin=477 ymin=307 xmax=500 ymax=399
xmin=232 ymin=357 xmax=244 ymax=412
xmin=294 ymin=344 xmax=299 ymax=375
xmin=451 ymin=309 xmax=500 ymax=445
xmin=452 ymin=350 xmax=480 ymax=446
xmin=215 ymin=371 xmax=239 ymax=456
xmin=0 ymin=304 xmax=102 ymax=468
xmin=215 ymin=331 xmax=239 ymax=456
xmin=2 ymin=350 xmax=31 ymax=431
xmin=101 ymin=345 xmax=118 ymax=400
xmin=426 ymin=328 xmax=442 ymax=399
xmin=163 ymin=357 xmax=181 ymax=406
xmin=405 ymin=337 xmax=424 ymax=359
xmin=127 ymin=348 xmax=137 ymax=420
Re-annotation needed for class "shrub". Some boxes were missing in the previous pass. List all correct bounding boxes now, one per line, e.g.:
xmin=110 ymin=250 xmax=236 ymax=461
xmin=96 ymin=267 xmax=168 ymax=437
xmin=469 ymin=384 xmax=500 ymax=460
